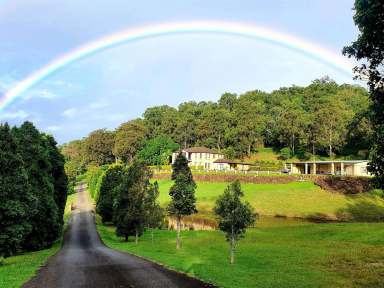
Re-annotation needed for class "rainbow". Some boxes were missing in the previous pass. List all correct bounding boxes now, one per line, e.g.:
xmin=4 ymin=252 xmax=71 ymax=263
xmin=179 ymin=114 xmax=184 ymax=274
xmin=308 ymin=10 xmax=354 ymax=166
xmin=0 ymin=21 xmax=354 ymax=112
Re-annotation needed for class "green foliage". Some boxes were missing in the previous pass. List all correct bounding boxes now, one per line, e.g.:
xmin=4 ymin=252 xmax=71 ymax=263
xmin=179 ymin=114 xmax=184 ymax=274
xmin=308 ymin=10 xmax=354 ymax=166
xmin=44 ymin=134 xmax=68 ymax=235
xmin=114 ymin=162 xmax=151 ymax=241
xmin=12 ymin=122 xmax=60 ymax=251
xmin=344 ymin=1 xmax=384 ymax=187
xmin=168 ymin=173 xmax=198 ymax=217
xmin=96 ymin=164 xmax=124 ymax=223
xmin=84 ymin=129 xmax=115 ymax=165
xmin=279 ymin=147 xmax=292 ymax=160
xmin=214 ymin=180 xmax=255 ymax=263
xmin=86 ymin=165 xmax=107 ymax=200
xmin=113 ymin=119 xmax=147 ymax=163
xmin=0 ymin=124 xmax=33 ymax=258
xmin=171 ymin=152 xmax=195 ymax=183
xmin=137 ymin=136 xmax=179 ymax=166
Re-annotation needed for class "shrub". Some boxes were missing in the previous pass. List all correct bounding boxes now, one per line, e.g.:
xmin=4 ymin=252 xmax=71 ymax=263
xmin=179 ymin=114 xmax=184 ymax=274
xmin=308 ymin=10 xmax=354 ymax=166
xmin=279 ymin=147 xmax=292 ymax=160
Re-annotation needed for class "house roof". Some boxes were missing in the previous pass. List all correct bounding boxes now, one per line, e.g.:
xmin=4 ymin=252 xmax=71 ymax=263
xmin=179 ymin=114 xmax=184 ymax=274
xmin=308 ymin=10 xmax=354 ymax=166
xmin=213 ymin=158 xmax=252 ymax=165
xmin=183 ymin=147 xmax=222 ymax=154
xmin=287 ymin=160 xmax=368 ymax=165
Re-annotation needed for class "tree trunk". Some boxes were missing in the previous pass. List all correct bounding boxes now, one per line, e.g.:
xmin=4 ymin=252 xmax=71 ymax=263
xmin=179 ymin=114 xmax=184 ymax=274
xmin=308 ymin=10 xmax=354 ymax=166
xmin=230 ymin=235 xmax=235 ymax=264
xmin=151 ymin=228 xmax=154 ymax=245
xmin=247 ymin=144 xmax=251 ymax=156
xmin=135 ymin=228 xmax=138 ymax=244
xmin=176 ymin=215 xmax=181 ymax=249
xmin=312 ymin=143 xmax=316 ymax=161
xmin=291 ymin=134 xmax=295 ymax=156
xmin=125 ymin=235 xmax=128 ymax=242
xmin=217 ymin=135 xmax=221 ymax=152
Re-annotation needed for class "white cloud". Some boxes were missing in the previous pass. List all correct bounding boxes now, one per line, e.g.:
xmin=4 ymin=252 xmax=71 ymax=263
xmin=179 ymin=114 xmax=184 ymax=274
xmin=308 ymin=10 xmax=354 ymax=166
xmin=0 ymin=110 xmax=29 ymax=120
xmin=46 ymin=125 xmax=61 ymax=132
xmin=62 ymin=107 xmax=78 ymax=118
xmin=22 ymin=89 xmax=59 ymax=101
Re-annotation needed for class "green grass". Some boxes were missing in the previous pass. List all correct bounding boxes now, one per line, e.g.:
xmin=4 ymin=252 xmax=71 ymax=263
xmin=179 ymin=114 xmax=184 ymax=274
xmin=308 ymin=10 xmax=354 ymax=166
xmin=0 ymin=192 xmax=76 ymax=288
xmin=97 ymin=220 xmax=384 ymax=288
xmin=156 ymin=180 xmax=384 ymax=219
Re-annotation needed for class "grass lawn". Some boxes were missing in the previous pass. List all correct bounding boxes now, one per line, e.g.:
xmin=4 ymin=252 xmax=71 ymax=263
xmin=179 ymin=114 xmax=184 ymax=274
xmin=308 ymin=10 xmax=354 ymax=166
xmin=0 ymin=192 xmax=77 ymax=288
xmin=97 ymin=220 xmax=384 ymax=288
xmin=155 ymin=179 xmax=384 ymax=220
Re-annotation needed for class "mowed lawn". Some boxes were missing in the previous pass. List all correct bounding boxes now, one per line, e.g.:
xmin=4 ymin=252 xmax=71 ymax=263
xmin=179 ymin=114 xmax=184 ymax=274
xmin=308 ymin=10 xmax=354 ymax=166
xmin=0 ymin=193 xmax=77 ymax=288
xmin=97 ymin=220 xmax=384 ymax=288
xmin=155 ymin=179 xmax=384 ymax=219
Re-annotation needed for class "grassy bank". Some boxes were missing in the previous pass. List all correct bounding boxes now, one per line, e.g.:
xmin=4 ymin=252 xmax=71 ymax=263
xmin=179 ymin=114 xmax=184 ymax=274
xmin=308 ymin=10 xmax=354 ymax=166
xmin=97 ymin=220 xmax=384 ymax=288
xmin=155 ymin=179 xmax=384 ymax=220
xmin=0 ymin=192 xmax=77 ymax=288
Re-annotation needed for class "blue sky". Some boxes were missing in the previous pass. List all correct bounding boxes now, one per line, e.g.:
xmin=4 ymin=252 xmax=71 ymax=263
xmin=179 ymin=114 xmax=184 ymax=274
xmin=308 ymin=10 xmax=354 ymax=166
xmin=0 ymin=0 xmax=359 ymax=143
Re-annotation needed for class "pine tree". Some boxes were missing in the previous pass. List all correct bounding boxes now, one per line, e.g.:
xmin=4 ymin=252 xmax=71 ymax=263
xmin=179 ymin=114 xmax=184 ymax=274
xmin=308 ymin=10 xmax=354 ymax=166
xmin=144 ymin=181 xmax=164 ymax=243
xmin=0 ymin=123 xmax=34 ymax=258
xmin=171 ymin=152 xmax=195 ymax=184
xmin=12 ymin=122 xmax=60 ymax=250
xmin=168 ymin=153 xmax=197 ymax=249
xmin=214 ymin=180 xmax=255 ymax=264
xmin=96 ymin=164 xmax=124 ymax=223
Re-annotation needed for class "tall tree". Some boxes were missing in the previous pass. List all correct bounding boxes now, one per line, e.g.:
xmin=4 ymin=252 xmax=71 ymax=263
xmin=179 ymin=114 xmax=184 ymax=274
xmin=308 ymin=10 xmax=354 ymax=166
xmin=85 ymin=129 xmax=115 ymax=166
xmin=168 ymin=153 xmax=197 ymax=249
xmin=0 ymin=124 xmax=34 ymax=258
xmin=144 ymin=181 xmax=164 ymax=243
xmin=214 ymin=180 xmax=255 ymax=264
xmin=344 ymin=0 xmax=384 ymax=187
xmin=45 ymin=134 xmax=68 ymax=234
xmin=12 ymin=122 xmax=60 ymax=250
xmin=114 ymin=162 xmax=150 ymax=243
xmin=96 ymin=164 xmax=124 ymax=223
xmin=113 ymin=119 xmax=147 ymax=163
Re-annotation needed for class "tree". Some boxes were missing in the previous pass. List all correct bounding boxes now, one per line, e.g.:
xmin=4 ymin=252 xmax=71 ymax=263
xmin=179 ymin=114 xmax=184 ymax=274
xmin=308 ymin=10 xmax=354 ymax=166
xmin=44 ymin=134 xmax=68 ymax=235
xmin=12 ymin=122 xmax=60 ymax=250
xmin=344 ymin=0 xmax=384 ymax=187
xmin=168 ymin=153 xmax=197 ymax=249
xmin=233 ymin=92 xmax=266 ymax=156
xmin=137 ymin=136 xmax=179 ymax=166
xmin=214 ymin=180 xmax=255 ymax=264
xmin=144 ymin=181 xmax=164 ymax=243
xmin=113 ymin=119 xmax=147 ymax=163
xmin=84 ymin=129 xmax=115 ymax=165
xmin=0 ymin=124 xmax=34 ymax=259
xmin=114 ymin=162 xmax=150 ymax=243
xmin=96 ymin=164 xmax=124 ymax=223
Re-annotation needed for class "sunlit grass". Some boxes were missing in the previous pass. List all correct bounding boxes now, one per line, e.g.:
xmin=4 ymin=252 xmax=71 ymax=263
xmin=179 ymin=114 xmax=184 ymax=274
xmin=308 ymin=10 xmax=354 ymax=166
xmin=97 ymin=220 xmax=384 ymax=288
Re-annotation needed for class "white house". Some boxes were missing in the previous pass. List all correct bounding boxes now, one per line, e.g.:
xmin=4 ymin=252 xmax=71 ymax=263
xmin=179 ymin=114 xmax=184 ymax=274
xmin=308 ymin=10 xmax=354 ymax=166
xmin=171 ymin=147 xmax=224 ymax=170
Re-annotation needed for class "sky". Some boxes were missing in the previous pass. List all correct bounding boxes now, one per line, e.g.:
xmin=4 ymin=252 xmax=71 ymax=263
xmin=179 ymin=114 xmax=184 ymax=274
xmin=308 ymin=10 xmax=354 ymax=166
xmin=0 ymin=0 xmax=360 ymax=143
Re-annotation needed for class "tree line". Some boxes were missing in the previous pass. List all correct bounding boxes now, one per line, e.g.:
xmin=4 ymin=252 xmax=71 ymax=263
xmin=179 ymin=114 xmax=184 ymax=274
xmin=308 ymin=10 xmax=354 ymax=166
xmin=62 ymin=78 xmax=372 ymax=181
xmin=0 ymin=122 xmax=68 ymax=259
xmin=89 ymin=153 xmax=254 ymax=263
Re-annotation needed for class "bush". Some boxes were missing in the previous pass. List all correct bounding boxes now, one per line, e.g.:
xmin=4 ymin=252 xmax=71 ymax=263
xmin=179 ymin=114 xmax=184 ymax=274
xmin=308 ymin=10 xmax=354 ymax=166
xmin=279 ymin=147 xmax=292 ymax=160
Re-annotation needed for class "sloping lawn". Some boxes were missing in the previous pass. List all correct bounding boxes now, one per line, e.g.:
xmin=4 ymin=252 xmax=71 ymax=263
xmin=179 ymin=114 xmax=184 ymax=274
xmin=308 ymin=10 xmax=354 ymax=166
xmin=156 ymin=180 xmax=384 ymax=219
xmin=97 ymin=220 xmax=384 ymax=288
xmin=0 ymin=193 xmax=77 ymax=288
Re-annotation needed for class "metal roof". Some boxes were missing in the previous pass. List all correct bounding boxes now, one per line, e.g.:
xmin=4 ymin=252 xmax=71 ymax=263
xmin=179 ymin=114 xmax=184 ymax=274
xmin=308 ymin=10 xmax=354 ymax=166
xmin=183 ymin=147 xmax=223 ymax=154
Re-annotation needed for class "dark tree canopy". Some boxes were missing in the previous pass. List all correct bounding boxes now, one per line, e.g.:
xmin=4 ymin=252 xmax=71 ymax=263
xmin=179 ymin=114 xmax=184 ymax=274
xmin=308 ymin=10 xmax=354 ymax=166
xmin=96 ymin=164 xmax=124 ymax=223
xmin=0 ymin=124 xmax=34 ymax=258
xmin=344 ymin=0 xmax=384 ymax=187
xmin=114 ymin=162 xmax=151 ymax=242
xmin=84 ymin=129 xmax=115 ymax=166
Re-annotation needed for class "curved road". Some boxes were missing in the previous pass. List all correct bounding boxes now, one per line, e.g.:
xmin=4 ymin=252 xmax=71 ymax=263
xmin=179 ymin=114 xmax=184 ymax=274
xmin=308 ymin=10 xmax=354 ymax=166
xmin=23 ymin=185 xmax=214 ymax=288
